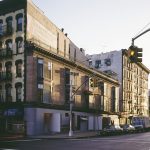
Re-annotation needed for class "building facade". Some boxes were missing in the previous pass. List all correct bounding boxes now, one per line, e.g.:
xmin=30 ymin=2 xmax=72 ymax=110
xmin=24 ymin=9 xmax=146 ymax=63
xmin=0 ymin=0 xmax=119 ymax=136
xmin=87 ymin=50 xmax=150 ymax=124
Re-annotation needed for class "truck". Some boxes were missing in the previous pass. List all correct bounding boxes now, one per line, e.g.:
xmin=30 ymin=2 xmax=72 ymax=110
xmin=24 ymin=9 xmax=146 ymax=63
xmin=132 ymin=116 xmax=150 ymax=131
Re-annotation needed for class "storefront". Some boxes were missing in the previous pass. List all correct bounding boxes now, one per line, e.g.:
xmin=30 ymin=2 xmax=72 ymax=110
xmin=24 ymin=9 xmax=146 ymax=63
xmin=0 ymin=107 xmax=24 ymax=135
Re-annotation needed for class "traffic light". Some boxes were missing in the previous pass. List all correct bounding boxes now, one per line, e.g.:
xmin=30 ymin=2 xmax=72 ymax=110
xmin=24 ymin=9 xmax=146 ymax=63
xmin=89 ymin=78 xmax=94 ymax=87
xmin=128 ymin=46 xmax=143 ymax=63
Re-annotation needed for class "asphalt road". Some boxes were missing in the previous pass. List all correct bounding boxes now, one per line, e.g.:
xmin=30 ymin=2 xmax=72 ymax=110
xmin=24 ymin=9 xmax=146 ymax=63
xmin=1 ymin=132 xmax=150 ymax=150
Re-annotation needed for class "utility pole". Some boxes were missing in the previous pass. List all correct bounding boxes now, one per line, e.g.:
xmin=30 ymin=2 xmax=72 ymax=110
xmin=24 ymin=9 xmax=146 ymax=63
xmin=69 ymin=80 xmax=73 ymax=136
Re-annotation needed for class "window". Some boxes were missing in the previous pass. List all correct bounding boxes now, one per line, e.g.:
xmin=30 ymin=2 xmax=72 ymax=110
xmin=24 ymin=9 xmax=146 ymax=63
xmin=74 ymin=49 xmax=76 ymax=61
xmin=37 ymin=59 xmax=43 ymax=80
xmin=37 ymin=84 xmax=43 ymax=102
xmin=0 ymin=63 xmax=2 ymax=72
xmin=15 ymin=59 xmax=22 ymax=77
xmin=6 ymin=16 xmax=13 ymax=33
xmin=0 ymin=41 xmax=2 ymax=48
xmin=111 ymin=87 xmax=116 ymax=112
xmin=16 ymin=37 xmax=23 ymax=53
xmin=5 ymin=39 xmax=12 ymax=50
xmin=57 ymin=32 xmax=59 ymax=52
xmin=64 ymin=68 xmax=70 ymax=103
xmin=104 ymin=58 xmax=111 ymax=66
xmin=5 ymin=61 xmax=12 ymax=73
xmin=89 ymin=60 xmax=92 ymax=66
xmin=5 ymin=62 xmax=12 ymax=80
xmin=95 ymin=60 xmax=101 ymax=68
xmin=0 ymin=85 xmax=3 ymax=102
xmin=5 ymin=84 xmax=12 ymax=102
xmin=16 ymin=13 xmax=23 ymax=31
xmin=0 ymin=20 xmax=3 ymax=36
xmin=69 ymin=44 xmax=70 ymax=58
xmin=47 ymin=62 xmax=52 ymax=79
xmin=64 ymin=40 xmax=66 ymax=57
xmin=15 ymin=82 xmax=22 ymax=102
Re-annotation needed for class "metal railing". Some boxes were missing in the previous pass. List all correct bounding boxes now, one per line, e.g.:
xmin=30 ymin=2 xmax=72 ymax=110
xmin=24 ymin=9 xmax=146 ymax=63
xmin=0 ymin=49 xmax=13 ymax=59
xmin=0 ymin=25 xmax=13 ymax=38
xmin=0 ymin=72 xmax=12 ymax=81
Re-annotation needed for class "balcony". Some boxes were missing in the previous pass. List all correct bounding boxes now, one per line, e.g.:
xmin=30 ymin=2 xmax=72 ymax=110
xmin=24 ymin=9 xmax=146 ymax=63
xmin=0 ymin=72 xmax=12 ymax=81
xmin=83 ymin=89 xmax=93 ymax=95
xmin=0 ymin=25 xmax=13 ymax=38
xmin=0 ymin=49 xmax=13 ymax=59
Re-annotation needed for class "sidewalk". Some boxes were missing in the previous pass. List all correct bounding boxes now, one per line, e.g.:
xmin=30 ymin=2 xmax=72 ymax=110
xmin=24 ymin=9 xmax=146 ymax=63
xmin=0 ymin=134 xmax=24 ymax=141
xmin=0 ymin=131 xmax=99 ymax=141
xmin=29 ymin=131 xmax=98 ymax=139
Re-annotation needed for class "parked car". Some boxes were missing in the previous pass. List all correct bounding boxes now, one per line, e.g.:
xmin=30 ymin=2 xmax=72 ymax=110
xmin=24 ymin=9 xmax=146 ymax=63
xmin=102 ymin=125 xmax=123 ymax=135
xmin=122 ymin=124 xmax=135 ymax=133
xmin=133 ymin=124 xmax=144 ymax=132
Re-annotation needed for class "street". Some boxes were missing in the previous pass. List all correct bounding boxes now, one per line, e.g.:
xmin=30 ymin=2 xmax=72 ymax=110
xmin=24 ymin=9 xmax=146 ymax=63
xmin=1 ymin=132 xmax=150 ymax=150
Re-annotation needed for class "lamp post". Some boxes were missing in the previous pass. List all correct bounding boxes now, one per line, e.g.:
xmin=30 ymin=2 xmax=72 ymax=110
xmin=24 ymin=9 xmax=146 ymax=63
xmin=68 ymin=59 xmax=90 ymax=137
xmin=68 ymin=58 xmax=97 ymax=136
xmin=69 ymin=80 xmax=73 ymax=136
xmin=69 ymin=98 xmax=73 ymax=136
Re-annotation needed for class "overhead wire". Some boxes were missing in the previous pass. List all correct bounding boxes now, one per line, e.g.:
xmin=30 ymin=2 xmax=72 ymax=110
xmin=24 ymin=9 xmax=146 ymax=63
xmin=133 ymin=22 xmax=150 ymax=39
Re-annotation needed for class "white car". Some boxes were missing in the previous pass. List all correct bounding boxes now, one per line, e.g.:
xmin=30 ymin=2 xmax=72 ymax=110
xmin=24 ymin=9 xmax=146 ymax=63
xmin=103 ymin=125 xmax=123 ymax=132
xmin=122 ymin=124 xmax=135 ymax=132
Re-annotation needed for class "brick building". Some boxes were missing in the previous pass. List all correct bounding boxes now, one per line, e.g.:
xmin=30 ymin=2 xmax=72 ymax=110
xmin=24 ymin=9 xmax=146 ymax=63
xmin=0 ymin=0 xmax=119 ymax=136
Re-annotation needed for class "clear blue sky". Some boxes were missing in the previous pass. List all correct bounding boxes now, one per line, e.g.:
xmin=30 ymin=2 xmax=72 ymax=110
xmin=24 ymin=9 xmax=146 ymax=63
xmin=33 ymin=0 xmax=150 ymax=87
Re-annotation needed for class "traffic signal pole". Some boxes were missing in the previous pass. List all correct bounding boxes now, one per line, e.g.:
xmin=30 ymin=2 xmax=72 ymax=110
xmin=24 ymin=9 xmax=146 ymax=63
xmin=132 ymin=28 xmax=150 ymax=46
xmin=128 ymin=28 xmax=150 ymax=63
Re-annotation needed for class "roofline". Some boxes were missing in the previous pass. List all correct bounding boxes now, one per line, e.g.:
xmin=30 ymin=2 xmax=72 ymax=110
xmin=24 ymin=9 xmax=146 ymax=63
xmin=25 ymin=41 xmax=120 ymax=86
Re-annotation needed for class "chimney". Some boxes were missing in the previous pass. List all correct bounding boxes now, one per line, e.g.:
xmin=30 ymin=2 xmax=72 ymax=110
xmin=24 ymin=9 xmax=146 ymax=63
xmin=65 ymin=33 xmax=68 ymax=37
xmin=61 ymin=28 xmax=64 ymax=32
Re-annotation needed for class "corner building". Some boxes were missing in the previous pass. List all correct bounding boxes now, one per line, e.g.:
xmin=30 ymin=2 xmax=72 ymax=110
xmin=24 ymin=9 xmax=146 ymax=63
xmin=87 ymin=50 xmax=150 ymax=125
xmin=0 ymin=0 xmax=119 ymax=135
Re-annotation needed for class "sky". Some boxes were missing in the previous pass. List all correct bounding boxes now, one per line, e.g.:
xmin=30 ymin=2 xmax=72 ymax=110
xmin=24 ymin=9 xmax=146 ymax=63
xmin=32 ymin=0 xmax=150 ymax=87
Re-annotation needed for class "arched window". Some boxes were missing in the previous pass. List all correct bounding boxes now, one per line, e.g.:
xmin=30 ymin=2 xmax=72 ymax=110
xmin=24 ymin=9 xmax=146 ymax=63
xmin=16 ymin=13 xmax=23 ymax=32
xmin=0 ymin=63 xmax=2 ymax=81
xmin=0 ymin=85 xmax=3 ymax=102
xmin=0 ymin=19 xmax=3 ymax=36
xmin=0 ymin=63 xmax=2 ymax=72
xmin=15 ymin=82 xmax=22 ymax=102
xmin=0 ymin=41 xmax=2 ymax=48
xmin=6 ymin=16 xmax=13 ymax=34
xmin=5 ymin=39 xmax=12 ymax=50
xmin=15 ymin=59 xmax=22 ymax=77
xmin=15 ymin=37 xmax=23 ymax=53
xmin=5 ymin=83 xmax=12 ymax=102
xmin=5 ymin=61 xmax=12 ymax=73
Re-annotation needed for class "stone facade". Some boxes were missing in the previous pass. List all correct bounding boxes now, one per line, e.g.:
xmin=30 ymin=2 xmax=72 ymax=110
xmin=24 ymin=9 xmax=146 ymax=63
xmin=0 ymin=0 xmax=120 ymax=135
xmin=87 ymin=50 xmax=149 ymax=124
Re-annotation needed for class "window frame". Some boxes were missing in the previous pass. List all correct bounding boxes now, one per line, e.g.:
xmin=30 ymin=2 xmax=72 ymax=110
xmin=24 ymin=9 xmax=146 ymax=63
xmin=16 ymin=13 xmax=23 ymax=32
xmin=15 ymin=59 xmax=22 ymax=77
xmin=16 ymin=37 xmax=23 ymax=54
xmin=15 ymin=82 xmax=22 ymax=102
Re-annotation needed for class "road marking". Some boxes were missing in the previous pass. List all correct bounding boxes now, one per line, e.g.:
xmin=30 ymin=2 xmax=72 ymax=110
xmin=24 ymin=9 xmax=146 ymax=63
xmin=1 ymin=139 xmax=41 ymax=143
xmin=0 ymin=149 xmax=18 ymax=150
xmin=68 ymin=138 xmax=150 ymax=144
xmin=91 ymin=139 xmax=150 ymax=143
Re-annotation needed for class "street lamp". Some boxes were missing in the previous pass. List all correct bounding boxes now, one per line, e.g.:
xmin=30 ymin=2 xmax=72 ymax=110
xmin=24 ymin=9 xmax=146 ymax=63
xmin=68 ymin=58 xmax=92 ymax=137
xmin=69 ymin=98 xmax=73 ymax=136
xmin=69 ymin=81 xmax=73 ymax=136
